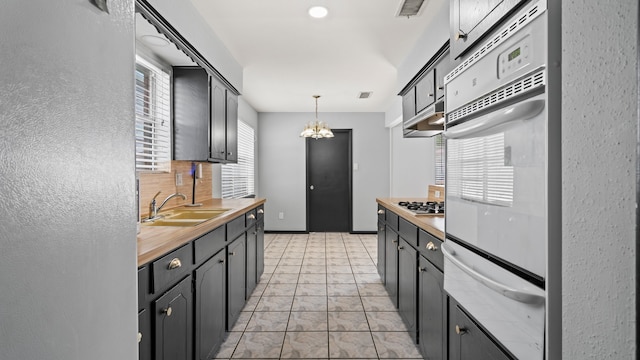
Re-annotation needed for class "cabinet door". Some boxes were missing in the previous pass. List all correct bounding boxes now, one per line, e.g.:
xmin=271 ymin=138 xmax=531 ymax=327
xmin=449 ymin=301 xmax=513 ymax=360
xmin=225 ymin=92 xmax=238 ymax=163
xmin=246 ymin=228 xmax=257 ymax=298
xmin=450 ymin=0 xmax=526 ymax=59
xmin=138 ymin=309 xmax=151 ymax=360
xmin=227 ymin=235 xmax=246 ymax=330
xmin=384 ymin=226 xmax=399 ymax=308
xmin=194 ymin=249 xmax=226 ymax=360
xmin=402 ymin=87 xmax=416 ymax=122
xmin=173 ymin=67 xmax=209 ymax=161
xmin=434 ymin=53 xmax=451 ymax=101
xmin=153 ymin=275 xmax=193 ymax=360
xmin=398 ymin=238 xmax=417 ymax=341
xmin=210 ymin=78 xmax=226 ymax=162
xmin=415 ymin=68 xmax=436 ymax=112
xmin=256 ymin=220 xmax=264 ymax=281
xmin=377 ymin=220 xmax=385 ymax=283
xmin=418 ymin=256 xmax=445 ymax=360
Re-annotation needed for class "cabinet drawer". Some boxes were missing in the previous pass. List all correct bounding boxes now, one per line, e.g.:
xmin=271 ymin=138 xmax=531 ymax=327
xmin=193 ymin=225 xmax=226 ymax=264
xmin=245 ymin=209 xmax=257 ymax=228
xmin=138 ymin=266 xmax=149 ymax=310
xmin=152 ymin=244 xmax=192 ymax=294
xmin=227 ymin=215 xmax=245 ymax=242
xmin=386 ymin=211 xmax=399 ymax=232
xmin=418 ymin=229 xmax=444 ymax=271
xmin=398 ymin=218 xmax=418 ymax=248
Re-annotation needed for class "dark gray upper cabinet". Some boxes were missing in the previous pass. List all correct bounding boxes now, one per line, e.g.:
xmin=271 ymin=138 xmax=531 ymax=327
xmin=415 ymin=68 xmax=435 ymax=113
xmin=450 ymin=0 xmax=527 ymax=59
xmin=173 ymin=67 xmax=210 ymax=162
xmin=172 ymin=67 xmax=239 ymax=163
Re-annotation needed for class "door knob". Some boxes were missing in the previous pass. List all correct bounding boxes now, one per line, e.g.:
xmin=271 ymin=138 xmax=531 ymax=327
xmin=310 ymin=185 xmax=314 ymax=190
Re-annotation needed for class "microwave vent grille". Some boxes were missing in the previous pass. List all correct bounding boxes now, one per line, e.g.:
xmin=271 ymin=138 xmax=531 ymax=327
xmin=396 ymin=0 xmax=425 ymax=17
xmin=444 ymin=1 xmax=547 ymax=85
xmin=447 ymin=69 xmax=546 ymax=123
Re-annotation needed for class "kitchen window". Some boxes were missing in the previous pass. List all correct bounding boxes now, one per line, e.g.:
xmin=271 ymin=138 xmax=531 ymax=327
xmin=135 ymin=55 xmax=171 ymax=172
xmin=221 ymin=120 xmax=255 ymax=198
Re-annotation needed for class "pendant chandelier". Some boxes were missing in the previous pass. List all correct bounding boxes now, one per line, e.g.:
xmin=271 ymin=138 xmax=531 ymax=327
xmin=300 ymin=95 xmax=334 ymax=139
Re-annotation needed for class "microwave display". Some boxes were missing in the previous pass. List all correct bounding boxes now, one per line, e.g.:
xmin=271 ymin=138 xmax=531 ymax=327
xmin=508 ymin=47 xmax=521 ymax=61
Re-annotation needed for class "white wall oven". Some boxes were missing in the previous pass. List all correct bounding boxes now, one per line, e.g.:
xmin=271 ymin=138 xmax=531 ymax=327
xmin=444 ymin=1 xmax=548 ymax=359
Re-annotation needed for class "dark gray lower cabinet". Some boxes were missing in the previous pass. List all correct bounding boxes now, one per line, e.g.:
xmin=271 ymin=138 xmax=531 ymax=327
xmin=377 ymin=220 xmax=385 ymax=283
xmin=256 ymin=220 xmax=264 ymax=282
xmin=418 ymin=255 xmax=446 ymax=360
xmin=384 ymin=226 xmax=399 ymax=307
xmin=398 ymin=238 xmax=417 ymax=341
xmin=194 ymin=249 xmax=226 ymax=360
xmin=138 ymin=309 xmax=151 ymax=360
xmin=449 ymin=299 xmax=513 ymax=360
xmin=153 ymin=275 xmax=193 ymax=360
xmin=227 ymin=234 xmax=246 ymax=330
xmin=246 ymin=228 xmax=257 ymax=298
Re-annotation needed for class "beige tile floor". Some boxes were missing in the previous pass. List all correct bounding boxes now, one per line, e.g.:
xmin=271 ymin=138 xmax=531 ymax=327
xmin=214 ymin=232 xmax=423 ymax=359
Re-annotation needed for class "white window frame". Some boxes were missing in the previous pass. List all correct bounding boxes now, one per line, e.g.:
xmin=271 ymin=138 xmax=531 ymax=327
xmin=221 ymin=119 xmax=255 ymax=198
xmin=135 ymin=55 xmax=171 ymax=172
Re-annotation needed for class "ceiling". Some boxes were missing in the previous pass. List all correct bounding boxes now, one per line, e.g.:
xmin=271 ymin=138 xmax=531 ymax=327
xmin=137 ymin=0 xmax=446 ymax=113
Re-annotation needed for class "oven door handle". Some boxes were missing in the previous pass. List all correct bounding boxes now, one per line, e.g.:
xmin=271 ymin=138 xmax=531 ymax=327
xmin=443 ymin=99 xmax=545 ymax=139
xmin=442 ymin=243 xmax=545 ymax=305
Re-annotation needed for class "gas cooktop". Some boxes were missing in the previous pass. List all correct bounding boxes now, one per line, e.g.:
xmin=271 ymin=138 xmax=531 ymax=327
xmin=397 ymin=201 xmax=445 ymax=215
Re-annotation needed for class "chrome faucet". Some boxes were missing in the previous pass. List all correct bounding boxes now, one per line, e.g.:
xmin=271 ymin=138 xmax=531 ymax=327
xmin=146 ymin=191 xmax=187 ymax=221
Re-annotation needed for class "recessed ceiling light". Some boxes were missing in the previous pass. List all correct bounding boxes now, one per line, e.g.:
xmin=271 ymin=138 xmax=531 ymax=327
xmin=308 ymin=6 xmax=328 ymax=18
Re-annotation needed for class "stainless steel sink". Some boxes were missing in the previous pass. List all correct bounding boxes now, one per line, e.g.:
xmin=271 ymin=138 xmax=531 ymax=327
xmin=142 ymin=208 xmax=230 ymax=227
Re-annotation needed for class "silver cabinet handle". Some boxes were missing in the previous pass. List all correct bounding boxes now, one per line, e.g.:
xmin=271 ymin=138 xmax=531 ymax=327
xmin=418 ymin=267 xmax=426 ymax=272
xmin=168 ymin=258 xmax=182 ymax=270
xmin=397 ymin=246 xmax=404 ymax=250
xmin=258 ymin=209 xmax=264 ymax=214
xmin=219 ymin=259 xmax=225 ymax=264
xmin=137 ymin=332 xmax=143 ymax=343
xmin=455 ymin=325 xmax=466 ymax=335
xmin=310 ymin=185 xmax=314 ymax=190
xmin=455 ymin=31 xmax=467 ymax=41
xmin=377 ymin=209 xmax=384 ymax=215
xmin=227 ymin=152 xmax=233 ymax=156
xmin=426 ymin=242 xmax=438 ymax=251
xmin=230 ymin=252 xmax=236 ymax=256
xmin=248 ymin=213 xmax=256 ymax=220
xmin=163 ymin=307 xmax=173 ymax=317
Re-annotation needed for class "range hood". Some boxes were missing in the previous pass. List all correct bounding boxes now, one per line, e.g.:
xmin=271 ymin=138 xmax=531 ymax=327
xmin=403 ymin=100 xmax=444 ymax=138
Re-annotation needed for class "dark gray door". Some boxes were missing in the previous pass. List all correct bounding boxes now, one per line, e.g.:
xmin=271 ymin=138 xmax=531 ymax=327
xmin=306 ymin=129 xmax=352 ymax=232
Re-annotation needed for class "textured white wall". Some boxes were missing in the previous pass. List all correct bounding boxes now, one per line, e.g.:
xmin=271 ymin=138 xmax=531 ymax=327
xmin=0 ymin=1 xmax=138 ymax=359
xmin=258 ymin=112 xmax=389 ymax=232
xmin=562 ymin=0 xmax=637 ymax=358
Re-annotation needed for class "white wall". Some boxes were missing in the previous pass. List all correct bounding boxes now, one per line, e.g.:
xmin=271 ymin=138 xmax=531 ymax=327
xmin=562 ymin=0 xmax=637 ymax=357
xmin=148 ymin=0 xmax=243 ymax=92
xmin=389 ymin=124 xmax=436 ymax=197
xmin=258 ymin=112 xmax=389 ymax=232
xmin=0 ymin=1 xmax=138 ymax=358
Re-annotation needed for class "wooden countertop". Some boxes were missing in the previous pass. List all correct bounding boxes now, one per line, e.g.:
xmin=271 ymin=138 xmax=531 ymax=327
xmin=376 ymin=198 xmax=444 ymax=240
xmin=137 ymin=198 xmax=266 ymax=266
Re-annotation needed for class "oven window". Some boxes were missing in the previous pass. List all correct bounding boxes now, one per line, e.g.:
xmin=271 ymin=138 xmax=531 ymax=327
xmin=447 ymin=133 xmax=513 ymax=206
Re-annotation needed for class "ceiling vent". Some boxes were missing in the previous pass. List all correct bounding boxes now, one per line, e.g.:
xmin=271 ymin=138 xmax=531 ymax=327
xmin=358 ymin=91 xmax=373 ymax=99
xmin=396 ymin=0 xmax=425 ymax=17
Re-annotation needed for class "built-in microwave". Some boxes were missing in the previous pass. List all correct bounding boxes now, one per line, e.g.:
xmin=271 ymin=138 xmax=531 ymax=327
xmin=450 ymin=0 xmax=529 ymax=59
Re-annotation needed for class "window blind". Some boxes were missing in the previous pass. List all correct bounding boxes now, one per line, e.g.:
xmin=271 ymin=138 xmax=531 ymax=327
xmin=434 ymin=134 xmax=445 ymax=185
xmin=447 ymin=133 xmax=513 ymax=206
xmin=135 ymin=55 xmax=171 ymax=172
xmin=221 ymin=120 xmax=255 ymax=199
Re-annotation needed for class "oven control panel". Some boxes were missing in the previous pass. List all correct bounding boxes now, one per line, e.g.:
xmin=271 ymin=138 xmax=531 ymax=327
xmin=498 ymin=35 xmax=532 ymax=79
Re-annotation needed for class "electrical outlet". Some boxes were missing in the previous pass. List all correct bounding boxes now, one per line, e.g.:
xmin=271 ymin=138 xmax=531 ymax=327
xmin=435 ymin=190 xmax=441 ymax=198
xmin=176 ymin=172 xmax=183 ymax=186
xmin=278 ymin=212 xmax=284 ymax=220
